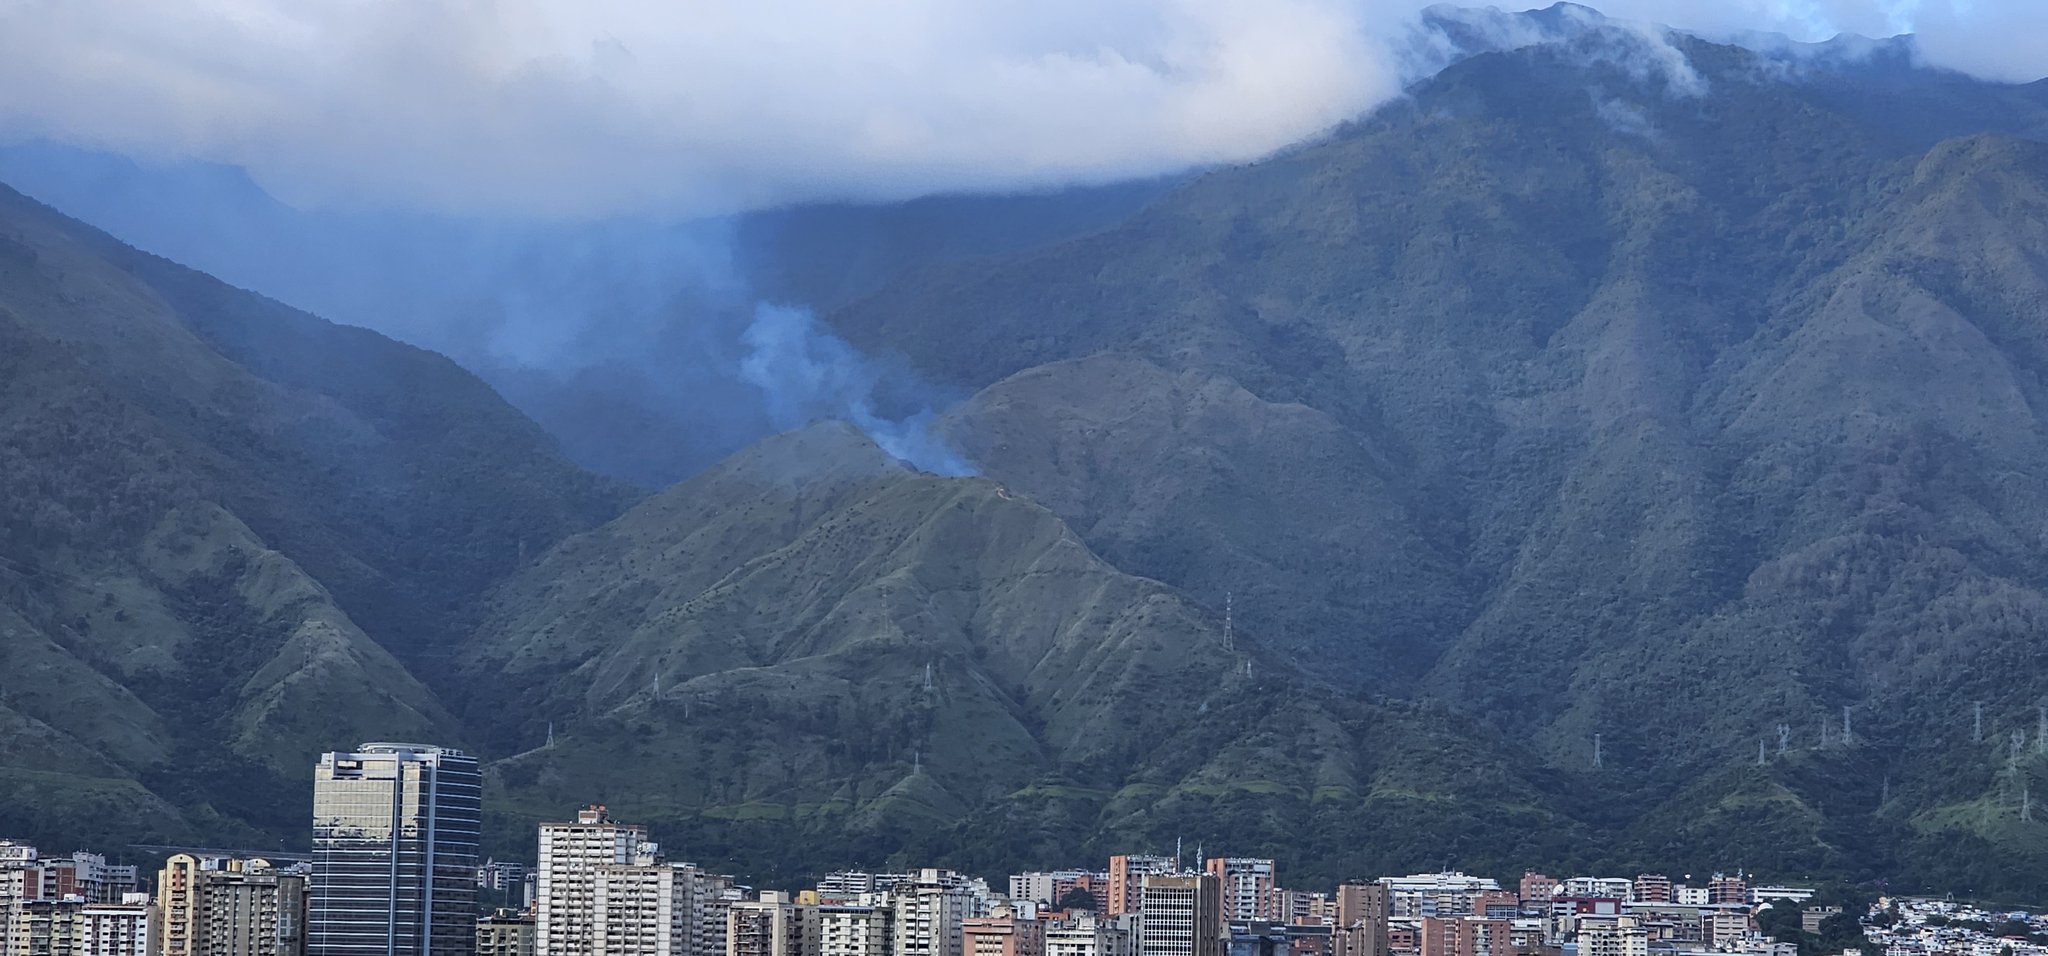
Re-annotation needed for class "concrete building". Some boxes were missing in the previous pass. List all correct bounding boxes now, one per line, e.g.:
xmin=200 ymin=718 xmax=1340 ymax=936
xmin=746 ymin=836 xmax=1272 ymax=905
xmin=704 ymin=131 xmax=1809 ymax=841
xmin=475 ymin=910 xmax=534 ymax=956
xmin=1559 ymin=881 xmax=1629 ymax=903
xmin=818 ymin=875 xmax=913 ymax=905
xmin=308 ymin=743 xmax=480 ymax=956
xmin=1334 ymin=883 xmax=1388 ymax=956
xmin=1046 ymin=914 xmax=1139 ymax=956
xmin=1107 ymin=859 xmax=1175 ymax=919
xmin=157 ymin=854 xmax=307 ymax=956
xmin=1139 ymin=874 xmax=1223 ymax=956
xmin=1577 ymin=918 xmax=1647 ymax=956
xmin=1380 ymin=876 xmax=1500 ymax=921
xmin=586 ymin=854 xmax=734 ymax=956
xmin=732 ymin=891 xmax=819 ymax=956
xmin=536 ymin=806 xmax=651 ymax=956
xmin=1418 ymin=918 xmax=1510 ymax=956
xmin=964 ymin=906 xmax=1045 ymax=956
xmin=1705 ymin=878 xmax=1746 ymax=908
xmin=2 ymin=894 xmax=154 ymax=956
xmin=1629 ymin=878 xmax=1671 ymax=906
xmin=1516 ymin=878 xmax=1556 ymax=917
xmin=891 ymin=870 xmax=987 ymax=956
xmin=1205 ymin=861 xmax=1279 ymax=923
xmin=818 ymin=906 xmax=895 ymax=956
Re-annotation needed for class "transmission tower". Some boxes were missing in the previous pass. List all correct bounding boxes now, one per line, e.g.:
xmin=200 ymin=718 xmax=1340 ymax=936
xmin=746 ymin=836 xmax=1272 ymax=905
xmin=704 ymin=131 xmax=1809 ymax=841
xmin=1976 ymin=701 xmax=1985 ymax=743
xmin=1778 ymin=724 xmax=1791 ymax=754
xmin=1223 ymin=591 xmax=1234 ymax=654
xmin=1842 ymin=705 xmax=1853 ymax=745
xmin=1593 ymin=733 xmax=1604 ymax=770
xmin=1758 ymin=738 xmax=1767 ymax=766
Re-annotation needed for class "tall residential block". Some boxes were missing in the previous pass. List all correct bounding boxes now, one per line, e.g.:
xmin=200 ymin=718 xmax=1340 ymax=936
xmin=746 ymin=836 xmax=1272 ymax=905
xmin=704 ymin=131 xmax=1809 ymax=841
xmin=1138 ymin=874 xmax=1222 ymax=956
xmin=817 ymin=905 xmax=894 ymax=956
xmin=590 ymin=858 xmax=735 ymax=956
xmin=536 ymin=806 xmax=650 ymax=955
xmin=158 ymin=854 xmax=308 ymax=956
xmin=1628 ymin=876 xmax=1670 ymax=905
xmin=1045 ymin=914 xmax=1138 ymax=956
xmin=475 ymin=909 xmax=535 ymax=956
xmin=1105 ymin=858 xmax=1173 ymax=918
xmin=964 ymin=905 xmax=1045 ymax=956
xmin=1202 ymin=861 xmax=1277 ymax=924
xmin=1418 ymin=918 xmax=1509 ymax=956
xmin=890 ymin=870 xmax=987 ymax=956
xmin=1332 ymin=883 xmax=1386 ymax=956
xmin=308 ymin=743 xmax=480 ymax=956
xmin=731 ymin=891 xmax=819 ymax=956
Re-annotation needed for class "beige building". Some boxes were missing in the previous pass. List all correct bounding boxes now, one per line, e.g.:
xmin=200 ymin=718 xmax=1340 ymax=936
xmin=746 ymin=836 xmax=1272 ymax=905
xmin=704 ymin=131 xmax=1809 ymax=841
xmin=817 ymin=905 xmax=894 ymax=956
xmin=1203 ymin=861 xmax=1278 ymax=924
xmin=475 ymin=909 xmax=535 ymax=956
xmin=1138 ymin=874 xmax=1222 ymax=956
xmin=2 ymin=894 xmax=154 ymax=956
xmin=1577 ymin=917 xmax=1648 ymax=956
xmin=1334 ymin=883 xmax=1388 ymax=956
xmin=536 ymin=806 xmax=651 ymax=956
xmin=587 ymin=858 xmax=736 ymax=956
xmin=1045 ymin=914 xmax=1137 ymax=956
xmin=964 ymin=906 xmax=1044 ymax=956
xmin=731 ymin=891 xmax=819 ymax=956
xmin=157 ymin=854 xmax=306 ymax=956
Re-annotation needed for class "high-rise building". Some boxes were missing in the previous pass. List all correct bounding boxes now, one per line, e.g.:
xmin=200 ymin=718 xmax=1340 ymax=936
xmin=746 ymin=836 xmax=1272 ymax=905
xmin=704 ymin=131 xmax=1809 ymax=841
xmin=1627 ymin=877 xmax=1670 ymax=906
xmin=817 ymin=905 xmax=895 ymax=956
xmin=308 ymin=742 xmax=481 ymax=956
xmin=1704 ymin=876 xmax=1746 ymax=907
xmin=536 ymin=806 xmax=651 ymax=955
xmin=1418 ymin=918 xmax=1509 ymax=956
xmin=1203 ymin=861 xmax=1278 ymax=923
xmin=2 ymin=894 xmax=154 ymax=956
xmin=475 ymin=909 xmax=535 ymax=956
xmin=1105 ymin=859 xmax=1173 ymax=918
xmin=964 ymin=905 xmax=1045 ymax=956
xmin=890 ymin=870 xmax=987 ymax=956
xmin=158 ymin=854 xmax=308 ymax=956
xmin=1332 ymin=883 xmax=1386 ymax=956
xmin=1577 ymin=918 xmax=1647 ymax=956
xmin=1045 ymin=914 xmax=1138 ymax=956
xmin=731 ymin=891 xmax=819 ymax=956
xmin=1138 ymin=874 xmax=1222 ymax=956
xmin=1515 ymin=877 xmax=1555 ymax=912
xmin=586 ymin=856 xmax=734 ymax=956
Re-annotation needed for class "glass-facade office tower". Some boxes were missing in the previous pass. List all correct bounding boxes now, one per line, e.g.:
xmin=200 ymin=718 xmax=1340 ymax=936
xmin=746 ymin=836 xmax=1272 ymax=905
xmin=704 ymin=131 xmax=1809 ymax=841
xmin=309 ymin=743 xmax=480 ymax=956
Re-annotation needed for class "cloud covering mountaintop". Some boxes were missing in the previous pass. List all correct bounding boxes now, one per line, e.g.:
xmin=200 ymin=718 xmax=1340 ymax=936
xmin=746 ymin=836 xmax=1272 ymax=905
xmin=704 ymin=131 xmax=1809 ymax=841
xmin=1 ymin=0 xmax=2041 ymax=220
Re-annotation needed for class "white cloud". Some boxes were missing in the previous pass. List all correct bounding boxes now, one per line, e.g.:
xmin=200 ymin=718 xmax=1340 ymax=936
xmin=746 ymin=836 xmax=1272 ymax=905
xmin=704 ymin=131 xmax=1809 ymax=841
xmin=0 ymin=0 xmax=2038 ymax=220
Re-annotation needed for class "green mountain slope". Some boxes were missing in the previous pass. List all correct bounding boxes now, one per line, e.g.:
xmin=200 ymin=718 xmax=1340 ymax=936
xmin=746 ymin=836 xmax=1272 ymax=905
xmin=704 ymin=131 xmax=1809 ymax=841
xmin=456 ymin=423 xmax=1585 ymax=884
xmin=0 ymin=186 xmax=626 ymax=848
xmin=815 ymin=20 xmax=2048 ymax=896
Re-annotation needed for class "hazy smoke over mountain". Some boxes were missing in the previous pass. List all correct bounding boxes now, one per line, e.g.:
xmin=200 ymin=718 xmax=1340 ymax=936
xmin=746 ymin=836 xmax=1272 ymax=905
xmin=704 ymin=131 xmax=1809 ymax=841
xmin=0 ymin=0 xmax=2041 ymax=486
xmin=1 ymin=0 xmax=2038 ymax=221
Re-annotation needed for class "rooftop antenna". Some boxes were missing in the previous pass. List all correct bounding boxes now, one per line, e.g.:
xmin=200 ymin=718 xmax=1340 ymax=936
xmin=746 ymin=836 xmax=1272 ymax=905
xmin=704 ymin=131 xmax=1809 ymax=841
xmin=1976 ymin=701 xmax=1985 ymax=743
xmin=1593 ymin=733 xmax=1604 ymax=770
xmin=1176 ymin=835 xmax=1184 ymax=872
xmin=1777 ymin=724 xmax=1790 ymax=755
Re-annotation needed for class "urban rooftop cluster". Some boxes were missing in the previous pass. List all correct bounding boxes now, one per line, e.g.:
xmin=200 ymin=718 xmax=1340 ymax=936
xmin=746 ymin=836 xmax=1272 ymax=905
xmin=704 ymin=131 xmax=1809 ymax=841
xmin=0 ymin=741 xmax=1948 ymax=956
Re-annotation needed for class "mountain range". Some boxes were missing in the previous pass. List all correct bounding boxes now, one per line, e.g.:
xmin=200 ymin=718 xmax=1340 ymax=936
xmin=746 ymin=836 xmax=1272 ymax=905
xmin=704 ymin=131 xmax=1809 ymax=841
xmin=5 ymin=2 xmax=2048 ymax=900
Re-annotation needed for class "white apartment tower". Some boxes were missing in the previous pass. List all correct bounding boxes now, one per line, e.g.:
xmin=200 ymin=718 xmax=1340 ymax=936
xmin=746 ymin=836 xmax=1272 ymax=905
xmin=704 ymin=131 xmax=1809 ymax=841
xmin=536 ymin=805 xmax=649 ymax=955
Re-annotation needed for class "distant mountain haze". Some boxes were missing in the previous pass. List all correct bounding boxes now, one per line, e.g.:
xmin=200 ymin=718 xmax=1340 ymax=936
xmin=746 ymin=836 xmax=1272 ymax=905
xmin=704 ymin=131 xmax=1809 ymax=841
xmin=5 ymin=3 xmax=2048 ymax=902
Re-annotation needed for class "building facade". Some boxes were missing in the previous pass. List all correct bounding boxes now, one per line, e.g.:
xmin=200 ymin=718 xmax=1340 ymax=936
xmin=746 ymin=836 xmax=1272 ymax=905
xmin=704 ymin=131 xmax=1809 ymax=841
xmin=158 ymin=854 xmax=308 ymax=956
xmin=536 ymin=806 xmax=651 ymax=956
xmin=308 ymin=742 xmax=480 ymax=956
xmin=475 ymin=910 xmax=534 ymax=956
xmin=1333 ymin=883 xmax=1387 ymax=956
xmin=1204 ymin=862 xmax=1278 ymax=924
xmin=1106 ymin=859 xmax=1173 ymax=918
xmin=1138 ymin=874 xmax=1222 ymax=956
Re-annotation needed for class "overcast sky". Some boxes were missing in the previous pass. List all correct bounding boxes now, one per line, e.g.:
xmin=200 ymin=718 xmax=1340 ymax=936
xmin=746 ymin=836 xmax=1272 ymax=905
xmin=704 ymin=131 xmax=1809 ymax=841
xmin=0 ymin=0 xmax=2041 ymax=220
